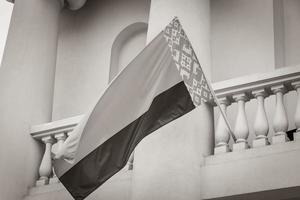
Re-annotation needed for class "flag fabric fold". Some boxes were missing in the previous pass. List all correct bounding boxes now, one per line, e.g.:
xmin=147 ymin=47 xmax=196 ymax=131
xmin=53 ymin=17 xmax=214 ymax=200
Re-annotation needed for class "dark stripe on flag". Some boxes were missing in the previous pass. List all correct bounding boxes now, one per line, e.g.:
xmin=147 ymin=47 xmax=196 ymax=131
xmin=59 ymin=81 xmax=195 ymax=200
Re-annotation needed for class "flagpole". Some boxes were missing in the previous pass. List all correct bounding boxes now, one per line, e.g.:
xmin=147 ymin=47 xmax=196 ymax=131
xmin=203 ymin=77 xmax=237 ymax=142
xmin=210 ymin=90 xmax=237 ymax=142
xmin=168 ymin=17 xmax=236 ymax=142
xmin=191 ymin=54 xmax=236 ymax=142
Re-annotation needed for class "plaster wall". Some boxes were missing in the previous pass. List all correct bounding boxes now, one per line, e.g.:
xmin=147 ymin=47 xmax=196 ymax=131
xmin=52 ymin=0 xmax=150 ymax=120
xmin=283 ymin=0 xmax=300 ymax=67
xmin=115 ymin=27 xmax=147 ymax=78
xmin=211 ymin=0 xmax=275 ymax=82
xmin=274 ymin=0 xmax=285 ymax=68
xmin=109 ymin=22 xmax=147 ymax=82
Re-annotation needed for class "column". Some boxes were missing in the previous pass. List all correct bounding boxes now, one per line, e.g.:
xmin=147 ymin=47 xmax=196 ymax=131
xmin=133 ymin=1 xmax=213 ymax=200
xmin=0 ymin=0 xmax=62 ymax=199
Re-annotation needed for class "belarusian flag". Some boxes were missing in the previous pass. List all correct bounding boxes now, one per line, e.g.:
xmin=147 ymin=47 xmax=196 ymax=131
xmin=53 ymin=17 xmax=215 ymax=200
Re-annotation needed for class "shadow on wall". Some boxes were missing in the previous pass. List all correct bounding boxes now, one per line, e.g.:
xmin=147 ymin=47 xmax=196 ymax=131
xmin=109 ymin=22 xmax=148 ymax=82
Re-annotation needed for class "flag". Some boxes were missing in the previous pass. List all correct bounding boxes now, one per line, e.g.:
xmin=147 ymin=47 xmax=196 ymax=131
xmin=53 ymin=17 xmax=214 ymax=200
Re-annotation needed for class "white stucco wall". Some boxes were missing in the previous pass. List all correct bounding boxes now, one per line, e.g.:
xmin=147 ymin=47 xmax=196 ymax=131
xmin=274 ymin=0 xmax=300 ymax=69
xmin=283 ymin=0 xmax=300 ymax=67
xmin=211 ymin=0 xmax=275 ymax=82
xmin=274 ymin=0 xmax=285 ymax=68
xmin=52 ymin=0 xmax=151 ymax=120
xmin=109 ymin=22 xmax=148 ymax=82
xmin=117 ymin=26 xmax=147 ymax=77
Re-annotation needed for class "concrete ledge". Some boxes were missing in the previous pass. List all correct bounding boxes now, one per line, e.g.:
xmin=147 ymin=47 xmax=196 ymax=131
xmin=35 ymin=179 xmax=49 ymax=187
xmin=205 ymin=140 xmax=300 ymax=165
xmin=202 ymin=186 xmax=300 ymax=200
xmin=252 ymin=137 xmax=269 ymax=148
xmin=202 ymin=140 xmax=300 ymax=199
xmin=214 ymin=145 xmax=230 ymax=154
xmin=272 ymin=134 xmax=289 ymax=144
xmin=26 ymin=170 xmax=132 ymax=200
xmin=232 ymin=142 xmax=249 ymax=151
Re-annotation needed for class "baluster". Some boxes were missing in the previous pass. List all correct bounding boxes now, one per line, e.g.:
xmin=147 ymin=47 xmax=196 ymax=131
xmin=128 ymin=151 xmax=134 ymax=170
xmin=271 ymin=85 xmax=289 ymax=144
xmin=54 ymin=132 xmax=67 ymax=157
xmin=232 ymin=93 xmax=249 ymax=151
xmin=36 ymin=136 xmax=55 ymax=186
xmin=292 ymin=81 xmax=300 ymax=140
xmin=49 ymin=132 xmax=67 ymax=184
xmin=67 ymin=131 xmax=73 ymax=137
xmin=214 ymin=97 xmax=231 ymax=154
xmin=252 ymin=89 xmax=270 ymax=147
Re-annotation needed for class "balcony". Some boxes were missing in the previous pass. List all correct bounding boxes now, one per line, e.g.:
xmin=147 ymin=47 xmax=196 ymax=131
xmin=25 ymin=66 xmax=300 ymax=200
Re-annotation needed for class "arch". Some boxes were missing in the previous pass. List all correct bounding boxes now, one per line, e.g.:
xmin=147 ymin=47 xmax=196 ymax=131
xmin=109 ymin=22 xmax=148 ymax=82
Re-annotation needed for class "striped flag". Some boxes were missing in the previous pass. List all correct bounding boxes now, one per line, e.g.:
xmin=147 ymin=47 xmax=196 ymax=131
xmin=53 ymin=17 xmax=215 ymax=200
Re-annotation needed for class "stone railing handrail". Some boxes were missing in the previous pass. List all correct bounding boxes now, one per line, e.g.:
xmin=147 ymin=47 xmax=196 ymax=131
xmin=30 ymin=115 xmax=84 ymax=186
xmin=212 ymin=65 xmax=300 ymax=154
xmin=31 ymin=115 xmax=84 ymax=140
xmin=212 ymin=65 xmax=300 ymax=99
xmin=30 ymin=114 xmax=134 ymax=187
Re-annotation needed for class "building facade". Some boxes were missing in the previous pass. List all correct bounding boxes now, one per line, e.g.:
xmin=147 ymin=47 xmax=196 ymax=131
xmin=0 ymin=0 xmax=300 ymax=199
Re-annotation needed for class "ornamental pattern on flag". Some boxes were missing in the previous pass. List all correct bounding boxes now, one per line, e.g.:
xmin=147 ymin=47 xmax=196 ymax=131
xmin=163 ymin=18 xmax=213 ymax=106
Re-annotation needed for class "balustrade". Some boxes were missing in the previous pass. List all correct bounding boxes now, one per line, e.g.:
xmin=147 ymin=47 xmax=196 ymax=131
xmin=212 ymin=66 xmax=300 ymax=154
xmin=30 ymin=114 xmax=134 ymax=186
xmin=31 ymin=117 xmax=79 ymax=186
xmin=30 ymin=66 xmax=300 ymax=187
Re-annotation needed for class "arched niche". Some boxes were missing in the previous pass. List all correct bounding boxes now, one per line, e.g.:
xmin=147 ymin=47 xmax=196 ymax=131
xmin=109 ymin=22 xmax=148 ymax=82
